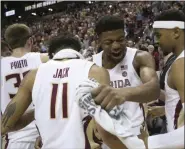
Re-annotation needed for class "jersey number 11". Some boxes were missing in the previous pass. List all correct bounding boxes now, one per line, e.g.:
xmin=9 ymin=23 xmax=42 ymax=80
xmin=50 ymin=83 xmax=68 ymax=119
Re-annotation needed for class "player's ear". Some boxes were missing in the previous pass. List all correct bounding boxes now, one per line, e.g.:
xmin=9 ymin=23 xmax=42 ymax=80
xmin=26 ymin=37 xmax=33 ymax=46
xmin=96 ymin=39 xmax=103 ymax=53
xmin=25 ymin=37 xmax=33 ymax=51
xmin=172 ymin=27 xmax=180 ymax=39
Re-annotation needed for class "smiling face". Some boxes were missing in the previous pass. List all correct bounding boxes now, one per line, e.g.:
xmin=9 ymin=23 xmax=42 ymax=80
xmin=98 ymin=29 xmax=126 ymax=64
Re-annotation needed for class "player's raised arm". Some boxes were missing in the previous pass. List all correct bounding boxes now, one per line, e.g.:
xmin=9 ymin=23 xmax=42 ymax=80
xmin=1 ymin=70 xmax=37 ymax=136
xmin=88 ymin=65 xmax=127 ymax=149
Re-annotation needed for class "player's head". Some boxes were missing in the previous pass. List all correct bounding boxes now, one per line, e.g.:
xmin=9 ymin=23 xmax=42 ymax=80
xmin=4 ymin=23 xmax=33 ymax=52
xmin=153 ymin=9 xmax=185 ymax=55
xmin=48 ymin=32 xmax=82 ymax=59
xmin=95 ymin=15 xmax=126 ymax=63
xmin=1 ymin=40 xmax=11 ymax=57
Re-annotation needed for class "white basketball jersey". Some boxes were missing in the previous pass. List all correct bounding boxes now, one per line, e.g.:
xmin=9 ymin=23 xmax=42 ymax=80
xmin=32 ymin=59 xmax=94 ymax=148
xmin=1 ymin=52 xmax=41 ymax=142
xmin=93 ymin=47 xmax=144 ymax=135
xmin=165 ymin=50 xmax=184 ymax=132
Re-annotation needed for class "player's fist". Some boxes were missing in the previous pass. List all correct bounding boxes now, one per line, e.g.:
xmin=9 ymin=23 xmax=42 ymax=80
xmin=91 ymin=85 xmax=126 ymax=111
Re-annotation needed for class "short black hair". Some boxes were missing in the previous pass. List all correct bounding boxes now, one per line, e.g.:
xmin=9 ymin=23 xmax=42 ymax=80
xmin=95 ymin=15 xmax=124 ymax=36
xmin=48 ymin=32 xmax=82 ymax=59
xmin=154 ymin=9 xmax=185 ymax=22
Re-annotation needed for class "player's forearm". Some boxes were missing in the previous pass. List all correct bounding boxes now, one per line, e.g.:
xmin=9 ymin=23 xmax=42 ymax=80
xmin=1 ymin=101 xmax=17 ymax=136
xmin=95 ymin=122 xmax=127 ymax=149
xmin=124 ymin=79 xmax=160 ymax=103
xmin=9 ymin=109 xmax=34 ymax=132
xmin=103 ymin=136 xmax=127 ymax=149
xmin=1 ymin=100 xmax=30 ymax=135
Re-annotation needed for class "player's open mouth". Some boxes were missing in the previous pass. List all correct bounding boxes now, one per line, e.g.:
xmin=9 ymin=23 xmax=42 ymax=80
xmin=112 ymin=52 xmax=122 ymax=57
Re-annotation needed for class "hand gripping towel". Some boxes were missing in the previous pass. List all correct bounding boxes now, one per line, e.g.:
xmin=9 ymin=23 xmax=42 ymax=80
xmin=76 ymin=78 xmax=146 ymax=149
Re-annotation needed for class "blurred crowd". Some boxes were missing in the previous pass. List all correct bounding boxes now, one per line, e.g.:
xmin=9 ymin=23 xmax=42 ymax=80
xmin=2 ymin=1 xmax=185 ymax=70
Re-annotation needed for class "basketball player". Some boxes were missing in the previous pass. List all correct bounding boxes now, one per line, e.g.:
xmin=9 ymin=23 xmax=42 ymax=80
xmin=1 ymin=33 xmax=126 ymax=148
xmin=1 ymin=40 xmax=11 ymax=57
xmin=147 ymin=53 xmax=176 ymax=134
xmin=91 ymin=15 xmax=160 ymax=148
xmin=148 ymin=10 xmax=184 ymax=148
xmin=1 ymin=23 xmax=49 ymax=149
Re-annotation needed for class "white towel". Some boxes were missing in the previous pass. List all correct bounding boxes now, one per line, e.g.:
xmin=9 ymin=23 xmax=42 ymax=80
xmin=76 ymin=78 xmax=146 ymax=149
xmin=53 ymin=48 xmax=84 ymax=60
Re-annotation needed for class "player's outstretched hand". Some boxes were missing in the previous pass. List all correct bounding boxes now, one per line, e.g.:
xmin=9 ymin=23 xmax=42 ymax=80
xmin=34 ymin=136 xmax=43 ymax=149
xmin=91 ymin=85 xmax=126 ymax=111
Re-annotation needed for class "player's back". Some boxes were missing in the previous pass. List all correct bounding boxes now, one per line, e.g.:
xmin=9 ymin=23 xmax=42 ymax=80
xmin=1 ymin=52 xmax=42 ymax=142
xmin=32 ymin=59 xmax=94 ymax=148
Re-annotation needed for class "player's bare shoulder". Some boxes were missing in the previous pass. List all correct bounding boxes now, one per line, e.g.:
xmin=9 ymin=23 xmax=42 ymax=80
xmin=89 ymin=65 xmax=110 ymax=85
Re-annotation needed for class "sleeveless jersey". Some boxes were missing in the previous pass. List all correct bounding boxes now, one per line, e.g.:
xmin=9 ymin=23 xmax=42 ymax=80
xmin=1 ymin=52 xmax=42 ymax=142
xmin=93 ymin=47 xmax=144 ymax=135
xmin=165 ymin=50 xmax=184 ymax=132
xmin=32 ymin=59 xmax=94 ymax=148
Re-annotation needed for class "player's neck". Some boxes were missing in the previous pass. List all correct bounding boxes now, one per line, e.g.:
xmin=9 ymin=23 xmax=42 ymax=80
xmin=11 ymin=48 xmax=30 ymax=58
xmin=174 ymin=39 xmax=184 ymax=57
xmin=102 ymin=52 xmax=118 ymax=69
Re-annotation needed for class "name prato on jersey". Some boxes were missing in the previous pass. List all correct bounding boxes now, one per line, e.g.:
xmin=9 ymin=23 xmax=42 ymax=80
xmin=11 ymin=59 xmax=28 ymax=69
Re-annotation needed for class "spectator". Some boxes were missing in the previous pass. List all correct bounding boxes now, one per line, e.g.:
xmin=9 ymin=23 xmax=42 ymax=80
xmin=2 ymin=1 xmax=182 ymax=71
xmin=127 ymin=40 xmax=134 ymax=48
xmin=1 ymin=40 xmax=11 ymax=57
xmin=148 ymin=45 xmax=154 ymax=54
xmin=82 ymin=34 xmax=90 ymax=49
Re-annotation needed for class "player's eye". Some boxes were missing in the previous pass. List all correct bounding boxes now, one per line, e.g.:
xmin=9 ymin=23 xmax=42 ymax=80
xmin=104 ymin=40 xmax=113 ymax=45
xmin=117 ymin=38 xmax=124 ymax=43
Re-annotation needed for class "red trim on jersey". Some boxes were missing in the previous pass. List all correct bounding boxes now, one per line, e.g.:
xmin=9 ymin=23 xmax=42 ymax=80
xmin=174 ymin=100 xmax=182 ymax=129
xmin=4 ymin=134 xmax=9 ymax=149
xmin=139 ymin=103 xmax=146 ymax=121
xmin=62 ymin=83 xmax=68 ymax=118
xmin=50 ymin=84 xmax=58 ymax=118
xmin=83 ymin=116 xmax=91 ymax=149
xmin=93 ymin=129 xmax=102 ymax=145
